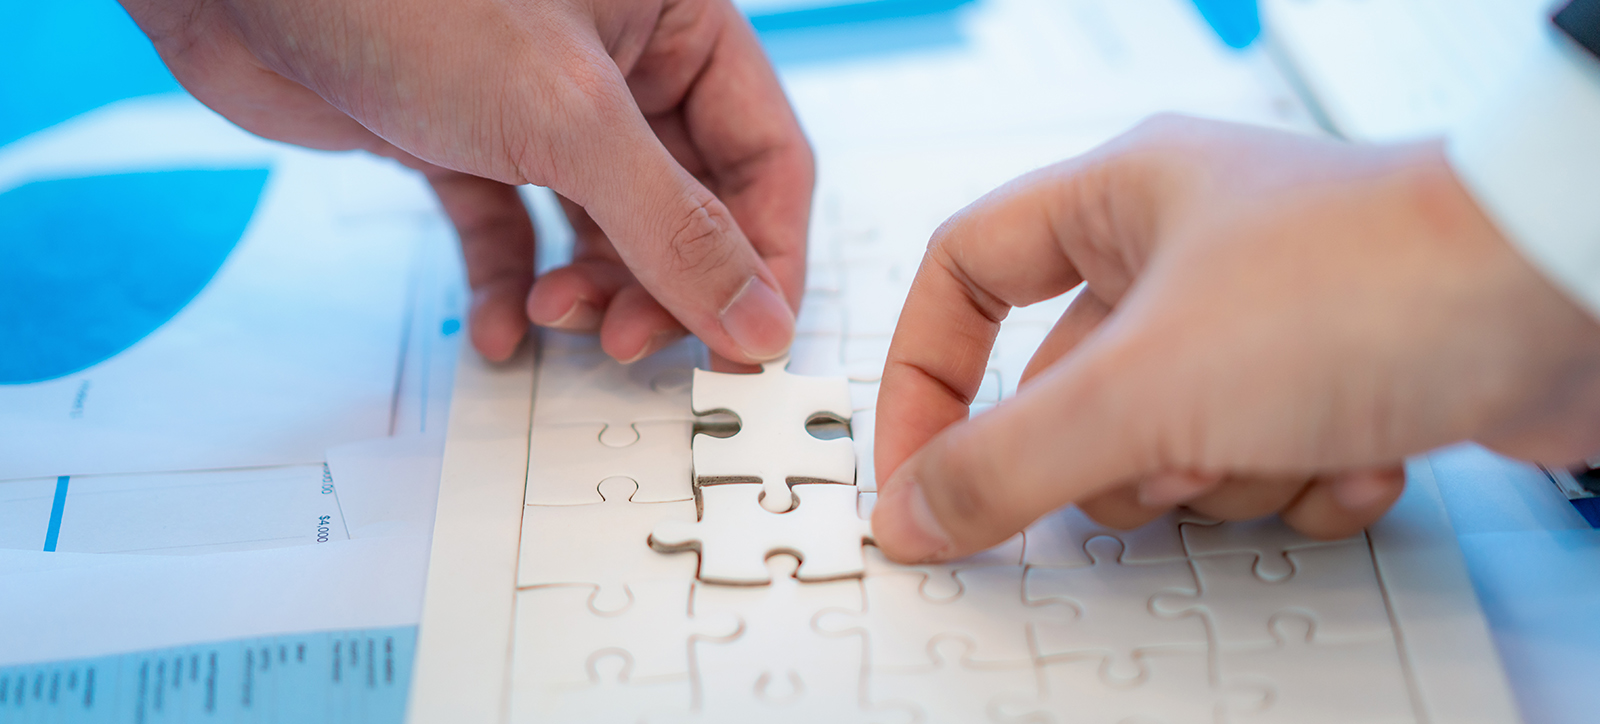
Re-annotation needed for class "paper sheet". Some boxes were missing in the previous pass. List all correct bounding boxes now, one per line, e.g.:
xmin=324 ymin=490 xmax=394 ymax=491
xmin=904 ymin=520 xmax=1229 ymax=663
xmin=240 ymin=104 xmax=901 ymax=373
xmin=0 ymin=97 xmax=422 ymax=481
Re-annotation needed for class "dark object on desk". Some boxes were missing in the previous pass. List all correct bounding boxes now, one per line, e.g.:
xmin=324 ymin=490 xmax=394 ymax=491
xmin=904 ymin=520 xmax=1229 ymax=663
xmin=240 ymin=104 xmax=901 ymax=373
xmin=1555 ymin=0 xmax=1600 ymax=62
xmin=1543 ymin=463 xmax=1600 ymax=528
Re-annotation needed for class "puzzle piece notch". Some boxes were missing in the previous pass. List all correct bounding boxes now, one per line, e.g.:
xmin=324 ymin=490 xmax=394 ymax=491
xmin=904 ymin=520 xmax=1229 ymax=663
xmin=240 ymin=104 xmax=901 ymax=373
xmin=1217 ymin=615 xmax=1416 ymax=724
xmin=865 ymin=638 xmax=1040 ymax=724
xmin=1023 ymin=506 xmax=1190 ymax=568
xmin=993 ymin=650 xmax=1221 ymax=724
xmin=816 ymin=566 xmax=1069 ymax=670
xmin=652 ymin=483 xmax=873 ymax=585
xmin=1150 ymin=540 xmax=1394 ymax=649
xmin=526 ymin=421 xmax=694 ymax=505
xmin=511 ymin=580 xmax=740 ymax=688
xmin=687 ymin=556 xmax=896 ymax=723
xmin=692 ymin=357 xmax=856 ymax=513
xmin=1179 ymin=516 xmax=1364 ymax=582
xmin=520 ymin=477 xmax=698 ymax=610
xmin=1025 ymin=536 xmax=1208 ymax=682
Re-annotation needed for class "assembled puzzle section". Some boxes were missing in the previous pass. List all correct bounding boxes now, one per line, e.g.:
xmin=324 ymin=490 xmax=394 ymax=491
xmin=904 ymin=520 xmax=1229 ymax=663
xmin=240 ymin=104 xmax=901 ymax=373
xmin=497 ymin=144 xmax=1519 ymax=723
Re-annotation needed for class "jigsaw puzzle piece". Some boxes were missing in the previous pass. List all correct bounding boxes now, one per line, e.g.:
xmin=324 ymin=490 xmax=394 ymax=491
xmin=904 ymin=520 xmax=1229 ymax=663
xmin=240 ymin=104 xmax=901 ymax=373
xmin=866 ymin=638 xmax=1038 ymax=724
xmin=533 ymin=331 xmax=701 ymax=431
xmin=511 ymin=580 xmax=738 ymax=686
xmin=651 ymin=484 xmax=873 ymax=585
xmin=1023 ymin=507 xmax=1189 ymax=568
xmin=1179 ymin=516 xmax=1363 ymax=582
xmin=994 ymin=650 xmax=1217 ymax=724
xmin=692 ymin=359 xmax=856 ymax=513
xmin=520 ymin=478 xmax=698 ymax=609
xmin=510 ymin=652 xmax=693 ymax=724
xmin=853 ymin=407 xmax=878 ymax=493
xmin=691 ymin=556 xmax=866 ymax=718
xmin=1025 ymin=537 xmax=1207 ymax=681
xmin=1218 ymin=616 xmax=1415 ymax=724
xmin=817 ymin=566 xmax=1065 ymax=669
xmin=1151 ymin=540 xmax=1393 ymax=649
xmin=526 ymin=422 xmax=693 ymax=505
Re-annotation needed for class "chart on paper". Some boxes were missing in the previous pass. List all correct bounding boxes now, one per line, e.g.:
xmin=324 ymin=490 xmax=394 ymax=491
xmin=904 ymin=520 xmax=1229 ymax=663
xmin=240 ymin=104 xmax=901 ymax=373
xmin=0 ymin=626 xmax=415 ymax=724
xmin=0 ymin=465 xmax=349 ymax=555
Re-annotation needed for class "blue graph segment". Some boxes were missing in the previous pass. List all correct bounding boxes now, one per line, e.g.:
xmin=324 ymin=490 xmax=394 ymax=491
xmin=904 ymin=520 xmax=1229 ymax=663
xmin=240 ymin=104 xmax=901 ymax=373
xmin=0 ymin=169 xmax=271 ymax=385
xmin=0 ymin=626 xmax=417 ymax=723
xmin=42 ymin=477 xmax=69 ymax=553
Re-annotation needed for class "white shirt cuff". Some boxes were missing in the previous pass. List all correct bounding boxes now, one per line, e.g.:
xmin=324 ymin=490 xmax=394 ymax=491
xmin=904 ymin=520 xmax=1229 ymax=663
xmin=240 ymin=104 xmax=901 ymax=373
xmin=1448 ymin=29 xmax=1600 ymax=319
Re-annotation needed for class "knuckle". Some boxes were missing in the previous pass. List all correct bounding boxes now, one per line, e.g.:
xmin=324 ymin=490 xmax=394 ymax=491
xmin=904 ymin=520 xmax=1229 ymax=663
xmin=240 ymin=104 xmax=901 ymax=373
xmin=663 ymin=191 xmax=738 ymax=277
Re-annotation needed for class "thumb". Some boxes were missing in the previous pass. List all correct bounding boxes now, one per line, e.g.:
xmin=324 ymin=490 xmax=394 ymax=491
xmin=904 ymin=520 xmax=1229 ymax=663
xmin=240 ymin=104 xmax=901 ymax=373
xmin=532 ymin=51 xmax=794 ymax=364
xmin=872 ymin=331 xmax=1161 ymax=562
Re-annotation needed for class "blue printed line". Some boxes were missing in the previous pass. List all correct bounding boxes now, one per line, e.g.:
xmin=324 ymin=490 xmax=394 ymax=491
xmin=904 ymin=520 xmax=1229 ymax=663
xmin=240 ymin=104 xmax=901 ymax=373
xmin=43 ymin=475 xmax=68 ymax=552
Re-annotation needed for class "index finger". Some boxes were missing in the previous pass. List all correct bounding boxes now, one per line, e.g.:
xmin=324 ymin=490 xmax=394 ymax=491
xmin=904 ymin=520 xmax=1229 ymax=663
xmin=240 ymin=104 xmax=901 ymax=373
xmin=874 ymin=168 xmax=1090 ymax=487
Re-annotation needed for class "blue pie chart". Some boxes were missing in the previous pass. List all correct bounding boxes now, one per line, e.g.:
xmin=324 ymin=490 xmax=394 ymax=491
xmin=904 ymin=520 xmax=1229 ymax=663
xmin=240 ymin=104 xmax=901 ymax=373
xmin=0 ymin=168 xmax=271 ymax=385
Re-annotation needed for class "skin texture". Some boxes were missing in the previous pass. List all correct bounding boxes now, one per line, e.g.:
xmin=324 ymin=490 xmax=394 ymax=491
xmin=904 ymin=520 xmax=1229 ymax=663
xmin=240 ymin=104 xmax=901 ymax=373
xmin=118 ymin=0 xmax=813 ymax=365
xmin=871 ymin=116 xmax=1600 ymax=563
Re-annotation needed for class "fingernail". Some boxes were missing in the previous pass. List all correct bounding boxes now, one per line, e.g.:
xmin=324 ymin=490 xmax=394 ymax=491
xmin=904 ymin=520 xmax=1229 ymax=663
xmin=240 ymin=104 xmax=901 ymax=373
xmin=720 ymin=276 xmax=794 ymax=362
xmin=1332 ymin=473 xmax=1393 ymax=511
xmin=618 ymin=329 xmax=676 ymax=365
xmin=877 ymin=478 xmax=953 ymax=563
xmin=537 ymin=298 xmax=602 ymax=330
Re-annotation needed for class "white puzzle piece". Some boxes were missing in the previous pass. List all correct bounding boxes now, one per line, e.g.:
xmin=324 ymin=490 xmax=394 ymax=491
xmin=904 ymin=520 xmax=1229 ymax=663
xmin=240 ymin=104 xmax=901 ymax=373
xmin=1025 ymin=537 xmax=1207 ymax=681
xmin=1023 ymin=507 xmax=1189 ymax=568
xmin=865 ymin=638 xmax=1039 ymax=724
xmin=511 ymin=579 xmax=739 ymax=686
xmin=1218 ymin=616 xmax=1415 ymax=724
xmin=519 ymin=477 xmax=698 ymax=610
xmin=691 ymin=556 xmax=868 ymax=720
xmin=526 ymin=421 xmax=694 ymax=505
xmin=817 ymin=566 xmax=1069 ymax=670
xmin=533 ymin=331 xmax=701 ymax=440
xmin=1180 ymin=516 xmax=1362 ymax=582
xmin=1152 ymin=541 xmax=1393 ymax=649
xmin=994 ymin=650 xmax=1220 ymax=724
xmin=692 ymin=357 xmax=856 ymax=513
xmin=652 ymin=483 xmax=873 ymax=585
xmin=853 ymin=407 xmax=878 ymax=493
xmin=510 ymin=651 xmax=693 ymax=724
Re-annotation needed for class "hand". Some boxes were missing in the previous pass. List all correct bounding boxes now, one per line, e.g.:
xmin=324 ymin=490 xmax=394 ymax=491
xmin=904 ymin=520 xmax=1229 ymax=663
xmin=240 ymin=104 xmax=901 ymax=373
xmin=871 ymin=116 xmax=1600 ymax=563
xmin=120 ymin=0 xmax=811 ymax=364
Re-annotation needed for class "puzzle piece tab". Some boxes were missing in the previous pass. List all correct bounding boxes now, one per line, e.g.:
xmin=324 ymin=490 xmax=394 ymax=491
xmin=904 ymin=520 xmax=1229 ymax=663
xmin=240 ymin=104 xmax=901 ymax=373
xmin=817 ymin=566 xmax=1066 ymax=669
xmin=692 ymin=358 xmax=855 ymax=513
xmin=519 ymin=477 xmax=697 ymax=610
xmin=1025 ymin=537 xmax=1207 ymax=681
xmin=1152 ymin=540 xmax=1392 ymax=648
xmin=511 ymin=579 xmax=738 ymax=686
xmin=651 ymin=483 xmax=872 ymax=585
xmin=525 ymin=421 xmax=693 ymax=505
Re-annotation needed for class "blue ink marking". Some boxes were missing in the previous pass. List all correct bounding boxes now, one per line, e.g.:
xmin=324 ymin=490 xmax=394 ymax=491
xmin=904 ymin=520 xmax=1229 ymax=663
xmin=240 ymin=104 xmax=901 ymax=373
xmin=44 ymin=476 xmax=68 ymax=552
xmin=0 ymin=169 xmax=271 ymax=385
xmin=440 ymin=319 xmax=461 ymax=336
xmin=1190 ymin=0 xmax=1260 ymax=49
xmin=0 ymin=5 xmax=183 ymax=147
xmin=751 ymin=0 xmax=975 ymax=66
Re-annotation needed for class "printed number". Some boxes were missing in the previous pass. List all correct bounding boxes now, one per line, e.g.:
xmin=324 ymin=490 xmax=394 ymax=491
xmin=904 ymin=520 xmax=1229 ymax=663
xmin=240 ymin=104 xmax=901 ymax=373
xmin=316 ymin=516 xmax=332 ymax=542
xmin=321 ymin=484 xmax=335 ymax=495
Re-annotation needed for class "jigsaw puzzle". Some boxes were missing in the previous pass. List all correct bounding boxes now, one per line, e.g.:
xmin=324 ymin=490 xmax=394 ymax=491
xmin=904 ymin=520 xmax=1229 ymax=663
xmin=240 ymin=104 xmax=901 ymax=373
xmin=413 ymin=142 xmax=1523 ymax=724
